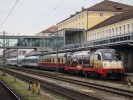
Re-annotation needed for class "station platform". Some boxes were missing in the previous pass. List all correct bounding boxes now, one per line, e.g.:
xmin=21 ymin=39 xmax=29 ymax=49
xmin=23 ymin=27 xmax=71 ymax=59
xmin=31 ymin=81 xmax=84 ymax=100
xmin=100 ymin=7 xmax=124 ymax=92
xmin=126 ymin=73 xmax=133 ymax=76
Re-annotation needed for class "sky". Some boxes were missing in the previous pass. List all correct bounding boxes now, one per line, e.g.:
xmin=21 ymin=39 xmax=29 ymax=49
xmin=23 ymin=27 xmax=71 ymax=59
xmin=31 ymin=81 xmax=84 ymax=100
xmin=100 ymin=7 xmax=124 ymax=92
xmin=0 ymin=0 xmax=133 ymax=36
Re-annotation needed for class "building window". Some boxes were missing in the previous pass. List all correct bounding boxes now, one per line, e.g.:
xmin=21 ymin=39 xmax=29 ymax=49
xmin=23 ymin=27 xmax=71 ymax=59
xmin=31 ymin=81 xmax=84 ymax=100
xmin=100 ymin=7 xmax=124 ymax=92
xmin=82 ymin=22 xmax=84 ymax=28
xmin=109 ymin=29 xmax=111 ymax=37
xmin=112 ymin=28 xmax=114 ymax=36
xmin=95 ymin=33 xmax=96 ymax=39
xmin=100 ymin=12 xmax=103 ymax=16
xmin=79 ymin=23 xmax=80 ymax=28
xmin=106 ymin=30 xmax=108 ymax=37
xmin=132 ymin=23 xmax=133 ymax=32
xmin=127 ymin=24 xmax=130 ymax=33
xmin=119 ymin=26 xmax=122 ymax=34
xmin=123 ymin=25 xmax=126 ymax=34
xmin=97 ymin=32 xmax=99 ymax=39
xmin=100 ymin=31 xmax=102 ymax=38
xmin=115 ymin=27 xmax=118 ymax=35
xmin=103 ymin=30 xmax=105 ymax=37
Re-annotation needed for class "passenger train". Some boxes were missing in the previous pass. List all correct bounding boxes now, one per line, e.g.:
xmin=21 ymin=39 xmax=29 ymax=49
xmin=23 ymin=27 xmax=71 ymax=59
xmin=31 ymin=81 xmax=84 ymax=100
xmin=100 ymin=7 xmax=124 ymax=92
xmin=7 ymin=48 xmax=125 ymax=79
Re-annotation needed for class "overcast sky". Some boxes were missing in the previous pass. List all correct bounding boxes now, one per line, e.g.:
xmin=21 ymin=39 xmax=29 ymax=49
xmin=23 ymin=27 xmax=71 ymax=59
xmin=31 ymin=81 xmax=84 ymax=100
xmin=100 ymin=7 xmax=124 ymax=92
xmin=0 ymin=0 xmax=133 ymax=36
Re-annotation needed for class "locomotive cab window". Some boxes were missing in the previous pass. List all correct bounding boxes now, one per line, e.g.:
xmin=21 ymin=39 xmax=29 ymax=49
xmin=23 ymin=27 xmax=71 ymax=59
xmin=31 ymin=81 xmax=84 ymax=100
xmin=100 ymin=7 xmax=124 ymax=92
xmin=104 ymin=53 xmax=113 ymax=60
xmin=98 ymin=54 xmax=101 ymax=60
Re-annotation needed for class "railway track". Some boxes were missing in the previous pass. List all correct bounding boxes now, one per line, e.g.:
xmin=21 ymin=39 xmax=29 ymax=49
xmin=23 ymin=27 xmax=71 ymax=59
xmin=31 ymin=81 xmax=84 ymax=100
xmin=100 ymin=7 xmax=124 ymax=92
xmin=0 ymin=67 xmax=101 ymax=100
xmin=5 ymin=67 xmax=133 ymax=98
xmin=0 ymin=81 xmax=20 ymax=100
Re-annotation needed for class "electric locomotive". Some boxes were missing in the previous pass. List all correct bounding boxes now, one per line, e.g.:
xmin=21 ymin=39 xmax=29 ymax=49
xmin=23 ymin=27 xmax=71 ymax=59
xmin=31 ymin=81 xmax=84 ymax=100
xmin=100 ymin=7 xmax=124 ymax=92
xmin=65 ymin=49 xmax=125 ymax=78
xmin=38 ymin=48 xmax=125 ymax=79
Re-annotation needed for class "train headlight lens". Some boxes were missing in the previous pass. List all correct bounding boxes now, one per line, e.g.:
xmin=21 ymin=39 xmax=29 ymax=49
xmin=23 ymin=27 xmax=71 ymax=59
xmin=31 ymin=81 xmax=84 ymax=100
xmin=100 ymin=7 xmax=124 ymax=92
xmin=104 ymin=63 xmax=106 ymax=67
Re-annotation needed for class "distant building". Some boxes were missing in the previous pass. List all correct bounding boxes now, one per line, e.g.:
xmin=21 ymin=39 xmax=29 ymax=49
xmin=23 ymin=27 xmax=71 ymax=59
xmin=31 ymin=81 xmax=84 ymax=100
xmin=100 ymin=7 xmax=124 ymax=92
xmin=57 ymin=0 xmax=133 ymax=41
xmin=5 ymin=49 xmax=26 ymax=59
xmin=36 ymin=26 xmax=58 ymax=36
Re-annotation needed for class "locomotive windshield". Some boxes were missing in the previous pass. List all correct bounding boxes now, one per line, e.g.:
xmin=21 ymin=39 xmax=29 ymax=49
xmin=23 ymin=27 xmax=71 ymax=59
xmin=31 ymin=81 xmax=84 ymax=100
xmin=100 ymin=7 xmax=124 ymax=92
xmin=104 ymin=53 xmax=113 ymax=60
xmin=103 ymin=50 xmax=121 ymax=61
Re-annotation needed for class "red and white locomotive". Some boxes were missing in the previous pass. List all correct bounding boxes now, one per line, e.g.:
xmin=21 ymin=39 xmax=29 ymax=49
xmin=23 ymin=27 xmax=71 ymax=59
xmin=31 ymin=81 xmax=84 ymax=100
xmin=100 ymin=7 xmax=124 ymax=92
xmin=38 ymin=48 xmax=125 ymax=78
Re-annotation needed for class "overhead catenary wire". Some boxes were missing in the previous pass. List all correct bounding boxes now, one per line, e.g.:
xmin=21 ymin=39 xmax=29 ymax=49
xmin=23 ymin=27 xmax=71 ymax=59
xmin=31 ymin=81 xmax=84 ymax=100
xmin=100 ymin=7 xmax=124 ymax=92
xmin=0 ymin=0 xmax=19 ymax=30
xmin=22 ymin=0 xmax=123 ymax=35
xmin=21 ymin=0 xmax=66 ymax=33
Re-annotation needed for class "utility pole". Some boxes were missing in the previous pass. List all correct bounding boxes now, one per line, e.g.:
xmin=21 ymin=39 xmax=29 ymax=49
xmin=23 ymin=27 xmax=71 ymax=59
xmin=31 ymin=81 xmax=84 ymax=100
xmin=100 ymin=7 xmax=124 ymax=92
xmin=2 ymin=31 xmax=6 ymax=76
xmin=56 ymin=32 xmax=59 ymax=72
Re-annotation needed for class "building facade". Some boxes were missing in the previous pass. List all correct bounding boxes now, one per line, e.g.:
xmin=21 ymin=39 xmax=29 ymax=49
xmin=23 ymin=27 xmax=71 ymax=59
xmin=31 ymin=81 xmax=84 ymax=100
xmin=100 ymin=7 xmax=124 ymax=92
xmin=57 ymin=0 xmax=133 ymax=41
xmin=86 ymin=11 xmax=133 ymax=41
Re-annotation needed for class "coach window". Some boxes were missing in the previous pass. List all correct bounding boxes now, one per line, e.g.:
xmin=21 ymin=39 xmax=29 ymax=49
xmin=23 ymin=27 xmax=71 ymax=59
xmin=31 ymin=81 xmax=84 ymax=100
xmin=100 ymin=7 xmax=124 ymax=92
xmin=63 ymin=57 xmax=66 ymax=63
xmin=58 ymin=58 xmax=60 ymax=63
xmin=51 ymin=58 xmax=53 ymax=63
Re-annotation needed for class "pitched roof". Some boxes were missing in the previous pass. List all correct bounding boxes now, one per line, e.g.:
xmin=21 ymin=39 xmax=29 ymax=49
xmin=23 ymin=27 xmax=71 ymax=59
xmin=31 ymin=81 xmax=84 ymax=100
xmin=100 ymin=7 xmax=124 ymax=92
xmin=87 ymin=0 xmax=133 ymax=12
xmin=41 ymin=26 xmax=58 ymax=33
xmin=57 ymin=0 xmax=133 ymax=24
xmin=86 ymin=11 xmax=133 ymax=32
xmin=36 ymin=26 xmax=58 ymax=35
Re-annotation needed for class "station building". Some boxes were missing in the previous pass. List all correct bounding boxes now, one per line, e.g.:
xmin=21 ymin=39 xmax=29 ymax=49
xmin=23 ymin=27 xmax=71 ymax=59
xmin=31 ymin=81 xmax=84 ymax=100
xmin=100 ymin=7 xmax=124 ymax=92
xmin=57 ymin=0 xmax=133 ymax=41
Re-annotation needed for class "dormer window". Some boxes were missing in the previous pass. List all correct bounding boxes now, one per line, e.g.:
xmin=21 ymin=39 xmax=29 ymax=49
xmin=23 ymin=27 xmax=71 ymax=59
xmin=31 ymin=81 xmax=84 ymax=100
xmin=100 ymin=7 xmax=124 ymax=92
xmin=113 ymin=6 xmax=123 ymax=10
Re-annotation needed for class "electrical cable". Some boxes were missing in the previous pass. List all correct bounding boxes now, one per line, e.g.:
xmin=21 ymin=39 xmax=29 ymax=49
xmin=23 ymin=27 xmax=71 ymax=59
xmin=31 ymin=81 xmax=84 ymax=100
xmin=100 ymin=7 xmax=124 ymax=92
xmin=0 ymin=0 xmax=19 ymax=30
xmin=21 ymin=0 xmax=66 ymax=33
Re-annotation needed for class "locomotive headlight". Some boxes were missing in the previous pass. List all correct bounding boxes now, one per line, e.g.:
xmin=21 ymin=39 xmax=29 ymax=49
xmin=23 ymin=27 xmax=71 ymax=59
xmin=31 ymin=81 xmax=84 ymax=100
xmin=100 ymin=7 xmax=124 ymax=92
xmin=103 ymin=63 xmax=106 ymax=67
